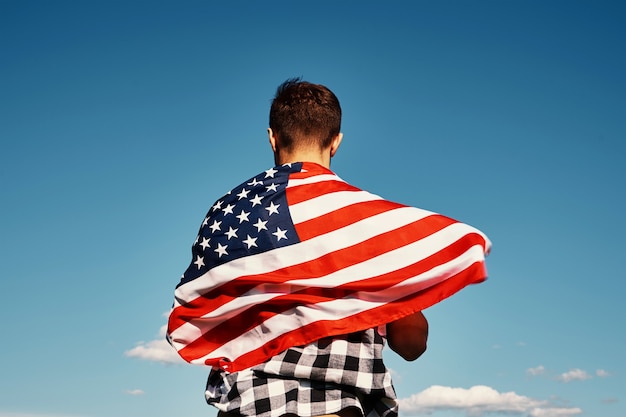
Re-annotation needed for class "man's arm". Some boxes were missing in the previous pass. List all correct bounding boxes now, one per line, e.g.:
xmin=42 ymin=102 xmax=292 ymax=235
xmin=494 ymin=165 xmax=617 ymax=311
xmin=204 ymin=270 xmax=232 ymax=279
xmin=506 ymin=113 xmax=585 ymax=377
xmin=386 ymin=311 xmax=429 ymax=361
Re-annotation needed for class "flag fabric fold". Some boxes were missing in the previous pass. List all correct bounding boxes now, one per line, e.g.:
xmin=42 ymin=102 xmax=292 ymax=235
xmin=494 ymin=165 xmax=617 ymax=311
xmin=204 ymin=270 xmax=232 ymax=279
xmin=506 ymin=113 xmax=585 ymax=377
xmin=167 ymin=162 xmax=491 ymax=372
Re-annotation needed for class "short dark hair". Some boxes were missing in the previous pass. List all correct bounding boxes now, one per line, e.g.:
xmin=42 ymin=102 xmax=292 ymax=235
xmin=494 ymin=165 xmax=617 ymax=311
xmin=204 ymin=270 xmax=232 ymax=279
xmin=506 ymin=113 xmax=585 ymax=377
xmin=269 ymin=78 xmax=342 ymax=150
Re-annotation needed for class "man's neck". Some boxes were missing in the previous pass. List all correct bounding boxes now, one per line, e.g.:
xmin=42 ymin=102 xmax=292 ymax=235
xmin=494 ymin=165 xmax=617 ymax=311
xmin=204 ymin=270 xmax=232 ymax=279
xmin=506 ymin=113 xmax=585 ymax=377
xmin=274 ymin=148 xmax=331 ymax=168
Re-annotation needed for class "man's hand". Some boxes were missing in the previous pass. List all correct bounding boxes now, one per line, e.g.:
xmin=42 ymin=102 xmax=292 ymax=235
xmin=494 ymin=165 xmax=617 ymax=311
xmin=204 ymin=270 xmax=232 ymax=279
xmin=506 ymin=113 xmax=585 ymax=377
xmin=386 ymin=311 xmax=429 ymax=361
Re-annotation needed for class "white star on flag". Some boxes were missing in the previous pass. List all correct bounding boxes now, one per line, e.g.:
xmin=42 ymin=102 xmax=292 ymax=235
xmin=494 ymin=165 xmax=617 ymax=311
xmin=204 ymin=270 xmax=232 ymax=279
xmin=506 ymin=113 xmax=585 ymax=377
xmin=264 ymin=167 xmax=278 ymax=178
xmin=253 ymin=218 xmax=268 ymax=232
xmin=243 ymin=235 xmax=258 ymax=249
xmin=250 ymin=195 xmax=264 ymax=207
xmin=236 ymin=210 xmax=250 ymax=223
xmin=236 ymin=188 xmax=250 ymax=200
xmin=209 ymin=220 xmax=222 ymax=233
xmin=193 ymin=255 xmax=204 ymax=269
xmin=199 ymin=237 xmax=211 ymax=250
xmin=225 ymin=227 xmax=238 ymax=240
xmin=222 ymin=203 xmax=235 ymax=215
xmin=214 ymin=243 xmax=228 ymax=258
xmin=211 ymin=200 xmax=223 ymax=212
xmin=265 ymin=201 xmax=280 ymax=216
xmin=272 ymin=227 xmax=287 ymax=241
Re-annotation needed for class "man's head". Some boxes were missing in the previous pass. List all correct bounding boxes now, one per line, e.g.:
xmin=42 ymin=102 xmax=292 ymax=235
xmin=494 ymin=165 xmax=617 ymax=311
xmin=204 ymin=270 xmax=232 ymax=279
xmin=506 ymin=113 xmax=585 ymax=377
xmin=268 ymin=78 xmax=342 ymax=166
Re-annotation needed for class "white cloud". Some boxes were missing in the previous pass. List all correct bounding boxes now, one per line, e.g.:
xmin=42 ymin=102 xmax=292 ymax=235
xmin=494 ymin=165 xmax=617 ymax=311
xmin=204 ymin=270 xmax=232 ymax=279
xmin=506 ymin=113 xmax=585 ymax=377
xmin=398 ymin=385 xmax=582 ymax=417
xmin=529 ymin=408 xmax=584 ymax=417
xmin=556 ymin=369 xmax=592 ymax=382
xmin=124 ymin=324 xmax=185 ymax=364
xmin=125 ymin=389 xmax=145 ymax=396
xmin=526 ymin=366 xmax=606 ymax=382
xmin=527 ymin=365 xmax=546 ymax=376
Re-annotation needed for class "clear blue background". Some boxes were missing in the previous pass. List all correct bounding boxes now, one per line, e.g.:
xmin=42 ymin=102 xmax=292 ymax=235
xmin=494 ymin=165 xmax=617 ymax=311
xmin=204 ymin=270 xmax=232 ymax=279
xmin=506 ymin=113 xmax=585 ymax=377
xmin=1 ymin=1 xmax=624 ymax=417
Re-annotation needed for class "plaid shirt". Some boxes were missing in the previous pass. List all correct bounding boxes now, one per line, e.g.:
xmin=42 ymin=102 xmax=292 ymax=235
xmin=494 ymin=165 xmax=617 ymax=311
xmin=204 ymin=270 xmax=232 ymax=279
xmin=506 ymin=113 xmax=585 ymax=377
xmin=205 ymin=327 xmax=398 ymax=417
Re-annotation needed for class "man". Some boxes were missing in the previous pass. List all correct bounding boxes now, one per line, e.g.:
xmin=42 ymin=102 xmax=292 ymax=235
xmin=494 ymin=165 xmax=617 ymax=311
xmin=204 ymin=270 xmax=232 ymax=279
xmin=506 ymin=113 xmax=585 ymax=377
xmin=168 ymin=78 xmax=490 ymax=417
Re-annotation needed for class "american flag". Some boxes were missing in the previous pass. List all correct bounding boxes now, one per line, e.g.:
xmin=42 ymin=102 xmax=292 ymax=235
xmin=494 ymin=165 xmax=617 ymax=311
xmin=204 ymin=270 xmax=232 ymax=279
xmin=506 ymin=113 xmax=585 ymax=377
xmin=167 ymin=162 xmax=491 ymax=372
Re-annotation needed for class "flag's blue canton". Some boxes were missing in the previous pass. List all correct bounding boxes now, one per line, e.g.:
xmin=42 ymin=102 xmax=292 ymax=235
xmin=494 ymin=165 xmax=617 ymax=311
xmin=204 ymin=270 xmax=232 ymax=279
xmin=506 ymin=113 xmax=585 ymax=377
xmin=178 ymin=163 xmax=303 ymax=287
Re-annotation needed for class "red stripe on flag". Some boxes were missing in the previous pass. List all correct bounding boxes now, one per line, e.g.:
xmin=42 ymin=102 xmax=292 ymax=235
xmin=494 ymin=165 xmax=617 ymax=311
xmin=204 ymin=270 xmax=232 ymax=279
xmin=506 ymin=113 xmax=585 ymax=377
xmin=288 ymin=164 xmax=334 ymax=179
xmin=294 ymin=199 xmax=417 ymax=241
xmin=286 ymin=179 xmax=361 ymax=205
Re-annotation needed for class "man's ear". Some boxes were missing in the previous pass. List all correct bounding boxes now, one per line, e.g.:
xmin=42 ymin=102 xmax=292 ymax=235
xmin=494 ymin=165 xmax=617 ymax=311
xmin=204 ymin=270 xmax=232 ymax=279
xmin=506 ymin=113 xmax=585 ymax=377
xmin=268 ymin=128 xmax=278 ymax=153
xmin=330 ymin=133 xmax=343 ymax=157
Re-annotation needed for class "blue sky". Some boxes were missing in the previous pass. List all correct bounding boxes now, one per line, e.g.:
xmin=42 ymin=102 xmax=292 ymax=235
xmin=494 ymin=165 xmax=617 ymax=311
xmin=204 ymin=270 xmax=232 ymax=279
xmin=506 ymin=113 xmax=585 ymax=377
xmin=1 ymin=1 xmax=624 ymax=417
